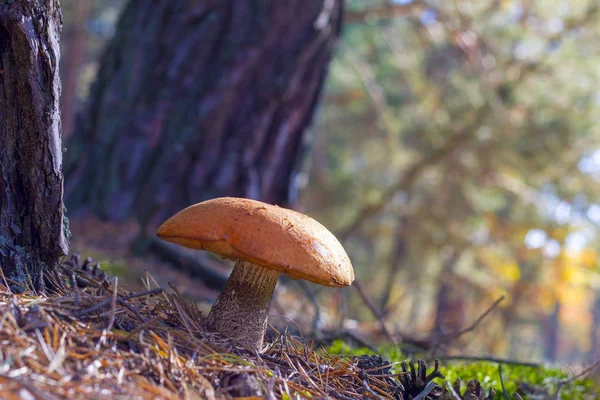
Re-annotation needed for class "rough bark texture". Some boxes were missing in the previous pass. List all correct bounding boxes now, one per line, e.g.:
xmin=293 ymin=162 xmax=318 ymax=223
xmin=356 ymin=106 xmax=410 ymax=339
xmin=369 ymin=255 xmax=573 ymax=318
xmin=207 ymin=260 xmax=281 ymax=351
xmin=65 ymin=0 xmax=343 ymax=229
xmin=0 ymin=0 xmax=68 ymax=291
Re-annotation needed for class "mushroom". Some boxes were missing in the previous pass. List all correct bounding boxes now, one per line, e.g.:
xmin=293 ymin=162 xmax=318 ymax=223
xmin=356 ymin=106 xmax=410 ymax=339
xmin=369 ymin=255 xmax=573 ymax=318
xmin=156 ymin=197 xmax=354 ymax=351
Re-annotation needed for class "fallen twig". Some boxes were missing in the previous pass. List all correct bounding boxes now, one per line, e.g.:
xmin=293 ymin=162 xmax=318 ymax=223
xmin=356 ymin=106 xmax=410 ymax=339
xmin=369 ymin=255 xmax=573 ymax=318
xmin=433 ymin=296 xmax=505 ymax=348
xmin=107 ymin=276 xmax=118 ymax=331
xmin=431 ymin=355 xmax=540 ymax=368
xmin=353 ymin=280 xmax=397 ymax=345
xmin=498 ymin=364 xmax=511 ymax=400
xmin=553 ymin=359 xmax=600 ymax=399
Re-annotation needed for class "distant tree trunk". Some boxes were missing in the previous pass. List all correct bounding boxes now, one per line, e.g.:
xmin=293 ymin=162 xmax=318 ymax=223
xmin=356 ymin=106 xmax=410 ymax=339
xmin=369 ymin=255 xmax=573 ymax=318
xmin=591 ymin=295 xmax=600 ymax=360
xmin=379 ymin=217 xmax=410 ymax=313
xmin=543 ymin=301 xmax=561 ymax=362
xmin=61 ymin=0 xmax=92 ymax=140
xmin=0 ymin=0 xmax=68 ymax=292
xmin=431 ymin=250 xmax=465 ymax=336
xmin=65 ymin=0 xmax=343 ymax=231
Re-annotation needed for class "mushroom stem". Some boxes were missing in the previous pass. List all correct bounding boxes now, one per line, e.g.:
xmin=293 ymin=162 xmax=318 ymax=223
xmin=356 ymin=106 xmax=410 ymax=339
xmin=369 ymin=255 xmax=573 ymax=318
xmin=206 ymin=260 xmax=281 ymax=351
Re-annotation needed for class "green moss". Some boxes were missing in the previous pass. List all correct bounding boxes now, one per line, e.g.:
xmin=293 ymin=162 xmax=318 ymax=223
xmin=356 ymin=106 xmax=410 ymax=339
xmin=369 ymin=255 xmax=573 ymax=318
xmin=326 ymin=339 xmax=376 ymax=357
xmin=440 ymin=362 xmax=599 ymax=400
xmin=100 ymin=260 xmax=141 ymax=282
xmin=326 ymin=340 xmax=600 ymax=399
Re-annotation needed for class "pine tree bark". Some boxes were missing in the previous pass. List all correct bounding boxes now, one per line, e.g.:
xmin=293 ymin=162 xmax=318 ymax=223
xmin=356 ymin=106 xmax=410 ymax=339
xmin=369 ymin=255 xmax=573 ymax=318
xmin=0 ymin=0 xmax=68 ymax=292
xmin=64 ymin=0 xmax=343 ymax=230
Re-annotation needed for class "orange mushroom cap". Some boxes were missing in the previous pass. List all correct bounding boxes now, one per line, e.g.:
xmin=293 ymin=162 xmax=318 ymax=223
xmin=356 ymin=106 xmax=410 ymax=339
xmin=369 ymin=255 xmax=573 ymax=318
xmin=157 ymin=197 xmax=354 ymax=287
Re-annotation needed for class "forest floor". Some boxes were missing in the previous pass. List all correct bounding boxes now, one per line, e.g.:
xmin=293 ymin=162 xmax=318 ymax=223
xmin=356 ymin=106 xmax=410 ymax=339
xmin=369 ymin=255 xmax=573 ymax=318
xmin=0 ymin=255 xmax=485 ymax=399
xmin=0 ymin=218 xmax=598 ymax=399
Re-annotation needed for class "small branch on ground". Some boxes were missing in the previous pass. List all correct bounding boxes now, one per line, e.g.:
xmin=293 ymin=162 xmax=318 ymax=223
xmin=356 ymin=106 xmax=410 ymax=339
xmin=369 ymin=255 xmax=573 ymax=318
xmin=431 ymin=355 xmax=540 ymax=368
xmin=107 ymin=277 xmax=119 ymax=331
xmin=432 ymin=296 xmax=505 ymax=349
xmin=390 ymin=296 xmax=505 ymax=352
xmin=498 ymin=364 xmax=511 ymax=400
xmin=553 ymin=359 xmax=600 ymax=399
xmin=353 ymin=280 xmax=397 ymax=345
xmin=297 ymin=280 xmax=322 ymax=334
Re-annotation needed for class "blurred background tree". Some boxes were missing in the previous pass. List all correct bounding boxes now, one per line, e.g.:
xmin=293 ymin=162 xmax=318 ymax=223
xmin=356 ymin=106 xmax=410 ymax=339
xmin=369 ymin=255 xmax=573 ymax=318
xmin=60 ymin=0 xmax=600 ymax=364
xmin=63 ymin=0 xmax=342 ymax=237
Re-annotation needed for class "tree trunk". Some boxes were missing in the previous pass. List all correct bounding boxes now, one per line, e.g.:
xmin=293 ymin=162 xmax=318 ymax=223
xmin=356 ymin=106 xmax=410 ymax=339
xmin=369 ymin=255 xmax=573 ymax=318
xmin=591 ymin=294 xmax=600 ymax=361
xmin=431 ymin=250 xmax=464 ymax=336
xmin=60 ymin=0 xmax=92 ymax=140
xmin=543 ymin=301 xmax=561 ymax=362
xmin=0 ymin=0 xmax=68 ymax=292
xmin=64 ymin=0 xmax=343 ymax=231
